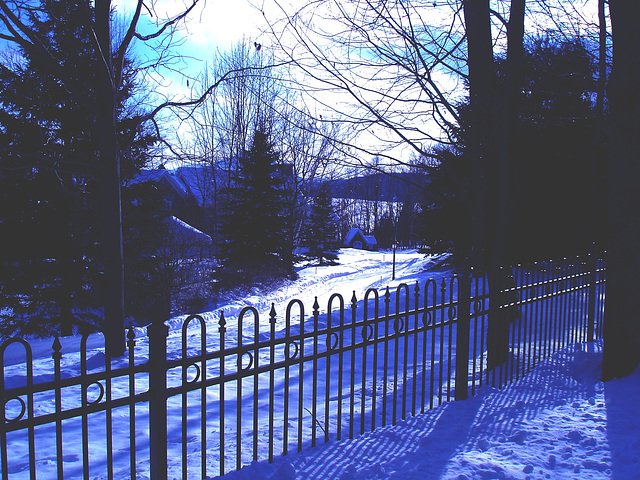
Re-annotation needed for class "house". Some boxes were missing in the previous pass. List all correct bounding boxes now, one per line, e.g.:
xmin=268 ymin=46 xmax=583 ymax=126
xmin=164 ymin=216 xmax=213 ymax=259
xmin=343 ymin=227 xmax=378 ymax=251
xmin=127 ymin=167 xmax=199 ymax=226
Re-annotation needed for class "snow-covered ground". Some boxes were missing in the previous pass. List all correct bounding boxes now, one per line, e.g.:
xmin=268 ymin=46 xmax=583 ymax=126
xmin=215 ymin=340 xmax=640 ymax=480
xmin=2 ymin=249 xmax=637 ymax=480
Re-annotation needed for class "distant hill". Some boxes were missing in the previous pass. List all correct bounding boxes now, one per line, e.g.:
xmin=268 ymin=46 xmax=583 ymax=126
xmin=326 ymin=171 xmax=429 ymax=202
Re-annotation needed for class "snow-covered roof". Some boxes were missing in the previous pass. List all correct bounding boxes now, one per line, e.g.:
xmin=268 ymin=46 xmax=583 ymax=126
xmin=166 ymin=216 xmax=212 ymax=245
xmin=344 ymin=227 xmax=377 ymax=247
xmin=127 ymin=169 xmax=191 ymax=203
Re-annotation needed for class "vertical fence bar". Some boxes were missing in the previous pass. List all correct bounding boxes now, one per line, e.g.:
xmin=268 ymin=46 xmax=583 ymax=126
xmin=470 ymin=275 xmax=479 ymax=396
xmin=438 ymin=279 xmax=446 ymax=403
xmin=297 ymin=302 xmax=305 ymax=452
xmin=0 ymin=343 xmax=6 ymax=480
xmin=382 ymin=288 xmax=390 ymax=426
xmin=587 ymin=251 xmax=597 ymax=341
xmin=349 ymin=292 xmax=357 ymax=439
xmin=311 ymin=298 xmax=319 ymax=447
xmin=283 ymin=304 xmax=291 ymax=456
xmin=411 ymin=282 xmax=420 ymax=416
xmin=200 ymin=321 xmax=208 ymax=480
xmin=218 ymin=312 xmax=227 ymax=477
xmin=446 ymin=277 xmax=455 ymax=401
xmin=1 ymin=339 xmax=35 ymax=480
xmin=148 ymin=319 xmax=168 ymax=480
xmin=400 ymin=284 xmax=410 ymax=420
xmin=455 ymin=270 xmax=471 ymax=401
xmin=422 ymin=279 xmax=435 ymax=411
xmin=324 ymin=297 xmax=334 ymax=441
xmin=181 ymin=315 xmax=206 ymax=479
xmin=368 ymin=289 xmax=379 ymax=431
xmin=80 ymin=336 xmax=90 ymax=480
xmin=362 ymin=289 xmax=376 ymax=434
xmin=252 ymin=310 xmax=260 ymax=461
xmin=52 ymin=336 xmax=64 ymax=480
xmin=333 ymin=294 xmax=344 ymax=441
xmin=429 ymin=280 xmax=437 ymax=409
xmin=105 ymin=350 xmax=114 ymax=480
xmin=286 ymin=300 xmax=304 ymax=455
xmin=268 ymin=304 xmax=277 ymax=462
xmin=127 ymin=325 xmax=137 ymax=479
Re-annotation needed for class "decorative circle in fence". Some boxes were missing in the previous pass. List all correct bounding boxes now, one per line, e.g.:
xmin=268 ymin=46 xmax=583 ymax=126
xmin=423 ymin=310 xmax=433 ymax=326
xmin=3 ymin=396 xmax=26 ymax=423
xmin=85 ymin=381 xmax=105 ymax=406
xmin=326 ymin=332 xmax=340 ymax=351
xmin=448 ymin=305 xmax=457 ymax=321
xmin=361 ymin=324 xmax=374 ymax=342
xmin=473 ymin=299 xmax=483 ymax=314
xmin=183 ymin=363 xmax=201 ymax=385
xmin=285 ymin=341 xmax=299 ymax=361
xmin=240 ymin=352 xmax=254 ymax=371
xmin=393 ymin=317 xmax=404 ymax=334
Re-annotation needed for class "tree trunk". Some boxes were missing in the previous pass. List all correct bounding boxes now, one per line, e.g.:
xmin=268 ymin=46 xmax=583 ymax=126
xmin=602 ymin=0 xmax=640 ymax=380
xmin=95 ymin=0 xmax=126 ymax=357
xmin=464 ymin=0 xmax=525 ymax=370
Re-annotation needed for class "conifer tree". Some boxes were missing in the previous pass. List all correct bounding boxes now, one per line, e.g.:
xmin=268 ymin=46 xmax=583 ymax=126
xmin=0 ymin=0 xmax=156 ymax=337
xmin=218 ymin=128 xmax=295 ymax=286
xmin=303 ymin=182 xmax=340 ymax=266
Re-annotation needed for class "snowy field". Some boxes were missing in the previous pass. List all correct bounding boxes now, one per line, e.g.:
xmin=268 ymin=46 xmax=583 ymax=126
xmin=1 ymin=249 xmax=453 ymax=479
xmin=1 ymin=249 xmax=633 ymax=480
xmin=215 ymin=340 xmax=640 ymax=480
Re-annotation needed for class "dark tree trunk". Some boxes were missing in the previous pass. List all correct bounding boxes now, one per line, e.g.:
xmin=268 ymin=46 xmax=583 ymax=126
xmin=464 ymin=0 xmax=525 ymax=369
xmin=95 ymin=0 xmax=126 ymax=357
xmin=602 ymin=0 xmax=640 ymax=380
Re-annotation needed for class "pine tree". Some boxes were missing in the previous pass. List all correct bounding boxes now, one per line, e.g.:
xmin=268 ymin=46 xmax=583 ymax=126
xmin=218 ymin=128 xmax=295 ymax=286
xmin=0 ymin=0 xmax=156 ymax=337
xmin=303 ymin=182 xmax=340 ymax=265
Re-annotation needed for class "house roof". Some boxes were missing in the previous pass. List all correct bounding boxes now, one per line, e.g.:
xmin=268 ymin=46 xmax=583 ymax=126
xmin=127 ymin=169 xmax=191 ymax=203
xmin=344 ymin=227 xmax=377 ymax=247
xmin=166 ymin=216 xmax=212 ymax=245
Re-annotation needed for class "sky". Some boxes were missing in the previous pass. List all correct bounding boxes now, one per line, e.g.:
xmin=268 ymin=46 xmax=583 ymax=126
xmin=113 ymin=0 xmax=286 ymax=88
xmin=108 ymin=0 xmax=605 ymax=167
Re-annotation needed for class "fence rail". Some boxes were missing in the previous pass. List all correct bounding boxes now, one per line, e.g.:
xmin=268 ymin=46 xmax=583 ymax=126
xmin=0 ymin=254 xmax=606 ymax=479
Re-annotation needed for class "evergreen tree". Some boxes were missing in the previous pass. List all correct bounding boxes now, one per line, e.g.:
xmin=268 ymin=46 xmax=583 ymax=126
xmin=218 ymin=128 xmax=295 ymax=286
xmin=303 ymin=182 xmax=340 ymax=265
xmin=419 ymin=37 xmax=599 ymax=263
xmin=0 ymin=0 xmax=156 ymax=337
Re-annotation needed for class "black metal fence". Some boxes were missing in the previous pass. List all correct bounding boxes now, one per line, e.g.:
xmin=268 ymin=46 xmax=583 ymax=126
xmin=0 ymin=254 xmax=606 ymax=479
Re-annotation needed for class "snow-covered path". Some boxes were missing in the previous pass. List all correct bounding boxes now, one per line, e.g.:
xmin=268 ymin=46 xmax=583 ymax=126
xmin=214 ymin=341 xmax=640 ymax=480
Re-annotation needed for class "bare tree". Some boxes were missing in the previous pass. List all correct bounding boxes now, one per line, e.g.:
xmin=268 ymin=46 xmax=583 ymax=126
xmin=180 ymin=39 xmax=346 ymax=252
xmin=266 ymin=0 xmax=468 ymax=169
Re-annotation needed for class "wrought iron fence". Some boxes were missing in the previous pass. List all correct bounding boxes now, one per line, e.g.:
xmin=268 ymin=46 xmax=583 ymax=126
xmin=0 ymin=254 xmax=606 ymax=479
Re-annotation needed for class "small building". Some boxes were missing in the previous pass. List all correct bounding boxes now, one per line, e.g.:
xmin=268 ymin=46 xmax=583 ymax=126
xmin=343 ymin=227 xmax=378 ymax=251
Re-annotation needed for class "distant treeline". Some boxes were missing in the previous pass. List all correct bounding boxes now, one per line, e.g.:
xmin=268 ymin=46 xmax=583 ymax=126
xmin=325 ymin=171 xmax=429 ymax=203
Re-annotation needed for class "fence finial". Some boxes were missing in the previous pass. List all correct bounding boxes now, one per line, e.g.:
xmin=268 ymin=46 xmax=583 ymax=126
xmin=52 ymin=335 xmax=62 ymax=360
xmin=269 ymin=303 xmax=277 ymax=324
xmin=219 ymin=311 xmax=227 ymax=332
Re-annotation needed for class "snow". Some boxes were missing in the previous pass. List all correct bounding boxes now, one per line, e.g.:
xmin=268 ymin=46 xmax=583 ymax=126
xmin=215 ymin=341 xmax=640 ymax=480
xmin=1 ymin=249 xmax=637 ymax=480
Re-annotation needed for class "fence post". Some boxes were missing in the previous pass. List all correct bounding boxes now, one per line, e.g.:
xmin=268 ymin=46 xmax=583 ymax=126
xmin=455 ymin=267 xmax=472 ymax=401
xmin=587 ymin=250 xmax=597 ymax=341
xmin=148 ymin=319 xmax=169 ymax=480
